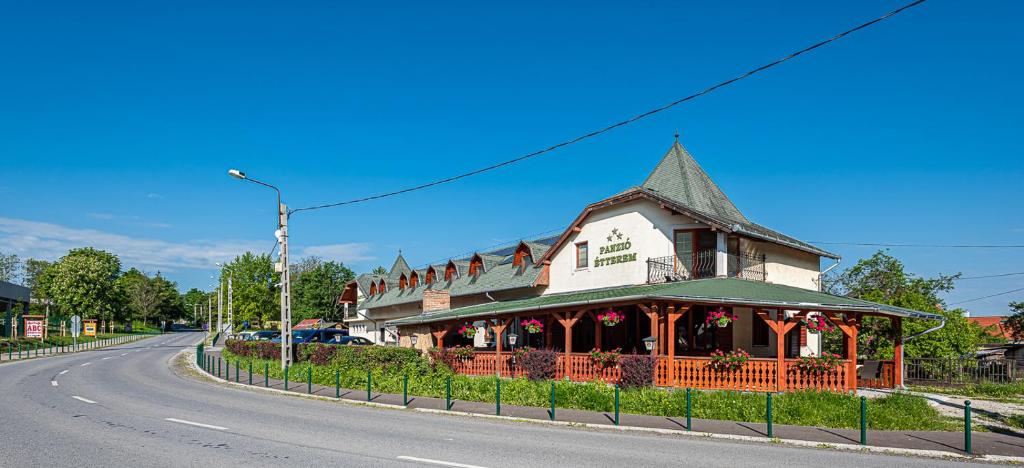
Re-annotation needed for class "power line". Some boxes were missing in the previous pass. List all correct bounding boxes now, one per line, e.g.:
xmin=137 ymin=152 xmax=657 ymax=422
xmin=810 ymin=242 xmax=1024 ymax=249
xmin=289 ymin=0 xmax=928 ymax=215
xmin=957 ymin=272 xmax=1024 ymax=281
xmin=414 ymin=226 xmax=566 ymax=269
xmin=951 ymin=287 xmax=1024 ymax=306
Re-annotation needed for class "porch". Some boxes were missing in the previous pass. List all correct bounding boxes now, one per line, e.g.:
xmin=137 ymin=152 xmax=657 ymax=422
xmin=393 ymin=278 xmax=933 ymax=393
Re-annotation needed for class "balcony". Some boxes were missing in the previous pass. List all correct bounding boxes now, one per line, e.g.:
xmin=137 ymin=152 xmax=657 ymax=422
xmin=647 ymin=250 xmax=766 ymax=284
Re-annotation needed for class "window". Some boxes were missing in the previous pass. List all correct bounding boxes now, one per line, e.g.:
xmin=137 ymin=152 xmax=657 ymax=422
xmin=425 ymin=268 xmax=436 ymax=285
xmin=368 ymin=283 xmax=377 ymax=295
xmin=398 ymin=273 xmax=408 ymax=290
xmin=752 ymin=315 xmax=769 ymax=347
xmin=513 ymin=242 xmax=533 ymax=267
xmin=409 ymin=271 xmax=419 ymax=288
xmin=445 ymin=261 xmax=458 ymax=281
xmin=575 ymin=242 xmax=588 ymax=269
xmin=378 ymin=279 xmax=387 ymax=294
xmin=469 ymin=254 xmax=484 ymax=276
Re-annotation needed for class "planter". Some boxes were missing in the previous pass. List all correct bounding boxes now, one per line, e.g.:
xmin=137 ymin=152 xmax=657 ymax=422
xmin=597 ymin=310 xmax=624 ymax=327
xmin=705 ymin=307 xmax=737 ymax=328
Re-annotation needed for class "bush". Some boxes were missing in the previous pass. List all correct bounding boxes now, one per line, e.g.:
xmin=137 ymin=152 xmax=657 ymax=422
xmin=520 ymin=349 xmax=558 ymax=381
xmin=303 ymin=343 xmax=337 ymax=366
xmin=254 ymin=341 xmax=278 ymax=360
xmin=225 ymin=339 xmax=250 ymax=357
xmin=619 ymin=354 xmax=654 ymax=389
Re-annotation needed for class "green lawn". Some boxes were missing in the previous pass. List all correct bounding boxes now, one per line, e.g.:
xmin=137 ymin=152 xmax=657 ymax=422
xmin=909 ymin=382 xmax=1024 ymax=402
xmin=218 ymin=344 xmax=960 ymax=432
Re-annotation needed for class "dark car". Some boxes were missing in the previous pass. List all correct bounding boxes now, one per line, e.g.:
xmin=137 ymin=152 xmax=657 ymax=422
xmin=248 ymin=331 xmax=280 ymax=341
xmin=272 ymin=328 xmax=348 ymax=345
xmin=326 ymin=335 xmax=373 ymax=346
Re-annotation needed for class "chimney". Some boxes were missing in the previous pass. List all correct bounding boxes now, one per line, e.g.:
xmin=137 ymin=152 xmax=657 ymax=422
xmin=422 ymin=290 xmax=450 ymax=312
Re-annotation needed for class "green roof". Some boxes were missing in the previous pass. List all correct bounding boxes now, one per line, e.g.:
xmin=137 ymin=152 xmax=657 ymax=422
xmin=387 ymin=277 xmax=941 ymax=326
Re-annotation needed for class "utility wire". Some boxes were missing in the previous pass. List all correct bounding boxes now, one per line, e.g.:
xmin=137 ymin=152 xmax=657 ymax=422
xmin=289 ymin=0 xmax=928 ymax=215
xmin=957 ymin=272 xmax=1024 ymax=281
xmin=951 ymin=287 xmax=1024 ymax=306
xmin=811 ymin=242 xmax=1024 ymax=249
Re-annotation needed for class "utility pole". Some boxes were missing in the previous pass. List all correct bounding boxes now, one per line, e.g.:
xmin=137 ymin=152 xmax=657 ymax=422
xmin=208 ymin=294 xmax=212 ymax=336
xmin=217 ymin=284 xmax=223 ymax=335
xmin=227 ymin=271 xmax=233 ymax=334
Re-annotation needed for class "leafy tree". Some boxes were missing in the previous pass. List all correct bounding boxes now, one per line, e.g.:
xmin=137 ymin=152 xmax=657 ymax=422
xmin=116 ymin=268 xmax=160 ymax=326
xmin=291 ymin=256 xmax=355 ymax=323
xmin=823 ymin=251 xmax=989 ymax=359
xmin=371 ymin=266 xmax=387 ymax=276
xmin=221 ymin=252 xmax=278 ymax=330
xmin=0 ymin=252 xmax=21 ymax=283
xmin=46 ymin=248 xmax=124 ymax=322
xmin=23 ymin=258 xmax=54 ymax=314
xmin=152 ymin=273 xmax=185 ymax=325
xmin=181 ymin=288 xmax=209 ymax=325
xmin=1005 ymin=302 xmax=1024 ymax=342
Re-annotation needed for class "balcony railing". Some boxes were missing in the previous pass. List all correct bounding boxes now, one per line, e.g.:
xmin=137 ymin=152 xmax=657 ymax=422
xmin=647 ymin=250 xmax=766 ymax=284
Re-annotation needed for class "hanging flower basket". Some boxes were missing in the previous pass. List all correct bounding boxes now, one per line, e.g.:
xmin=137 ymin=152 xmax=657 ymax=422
xmin=589 ymin=348 xmax=621 ymax=367
xmin=521 ymin=318 xmax=543 ymax=334
xmin=458 ymin=325 xmax=476 ymax=339
xmin=448 ymin=345 xmax=476 ymax=359
xmin=804 ymin=315 xmax=835 ymax=334
xmin=705 ymin=307 xmax=738 ymax=328
xmin=707 ymin=348 xmax=750 ymax=372
xmin=597 ymin=310 xmax=624 ymax=327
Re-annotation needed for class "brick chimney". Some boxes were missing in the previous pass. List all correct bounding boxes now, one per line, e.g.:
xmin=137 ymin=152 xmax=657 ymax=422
xmin=422 ymin=290 xmax=450 ymax=312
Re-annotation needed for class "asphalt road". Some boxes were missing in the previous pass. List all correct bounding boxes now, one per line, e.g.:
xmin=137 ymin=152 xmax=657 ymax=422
xmin=0 ymin=332 xmax=994 ymax=467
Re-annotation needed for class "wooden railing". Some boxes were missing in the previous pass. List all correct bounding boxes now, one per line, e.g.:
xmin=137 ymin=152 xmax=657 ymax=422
xmin=858 ymin=360 xmax=896 ymax=389
xmin=450 ymin=352 xmax=858 ymax=392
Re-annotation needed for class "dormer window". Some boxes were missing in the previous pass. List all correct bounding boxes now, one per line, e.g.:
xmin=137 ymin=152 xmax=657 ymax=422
xmin=445 ymin=261 xmax=459 ymax=281
xmin=409 ymin=271 xmax=419 ymax=288
xmin=513 ymin=242 xmax=534 ymax=268
xmin=398 ymin=273 xmax=408 ymax=290
xmin=369 ymin=283 xmax=377 ymax=295
xmin=469 ymin=254 xmax=484 ymax=276
xmin=378 ymin=279 xmax=387 ymax=294
xmin=425 ymin=267 xmax=437 ymax=285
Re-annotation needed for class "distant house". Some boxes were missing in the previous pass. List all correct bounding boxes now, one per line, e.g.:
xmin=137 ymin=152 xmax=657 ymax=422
xmin=292 ymin=318 xmax=340 ymax=330
xmin=967 ymin=316 xmax=1023 ymax=364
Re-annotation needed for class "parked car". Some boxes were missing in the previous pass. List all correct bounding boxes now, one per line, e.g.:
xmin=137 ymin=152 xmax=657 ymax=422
xmin=248 ymin=331 xmax=280 ymax=341
xmin=235 ymin=331 xmax=256 ymax=341
xmin=271 ymin=328 xmax=348 ymax=345
xmin=326 ymin=336 xmax=373 ymax=346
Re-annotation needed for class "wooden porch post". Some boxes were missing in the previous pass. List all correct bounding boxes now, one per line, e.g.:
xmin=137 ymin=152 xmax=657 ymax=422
xmin=431 ymin=322 xmax=455 ymax=347
xmin=638 ymin=303 xmax=660 ymax=356
xmin=666 ymin=305 xmax=687 ymax=385
xmin=825 ymin=312 xmax=860 ymax=391
xmin=755 ymin=309 xmax=807 ymax=392
xmin=893 ymin=316 xmax=903 ymax=388
xmin=586 ymin=311 xmax=602 ymax=350
xmin=556 ymin=311 xmax=586 ymax=378
xmin=491 ymin=318 xmax=510 ymax=376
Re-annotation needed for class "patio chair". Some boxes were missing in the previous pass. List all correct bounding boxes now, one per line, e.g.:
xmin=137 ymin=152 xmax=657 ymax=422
xmin=858 ymin=360 xmax=881 ymax=380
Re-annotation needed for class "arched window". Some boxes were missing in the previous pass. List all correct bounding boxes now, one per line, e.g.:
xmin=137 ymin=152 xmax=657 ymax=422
xmin=445 ymin=260 xmax=459 ymax=281
xmin=425 ymin=267 xmax=437 ymax=285
xmin=378 ymin=279 xmax=387 ymax=294
xmin=398 ymin=273 xmax=408 ymax=290
xmin=369 ymin=283 xmax=377 ymax=295
xmin=513 ymin=242 xmax=534 ymax=267
xmin=409 ymin=271 xmax=419 ymax=288
xmin=469 ymin=254 xmax=484 ymax=276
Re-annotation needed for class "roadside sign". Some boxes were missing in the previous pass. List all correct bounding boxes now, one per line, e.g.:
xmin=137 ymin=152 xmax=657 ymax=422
xmin=83 ymin=319 xmax=97 ymax=337
xmin=25 ymin=319 xmax=44 ymax=339
xmin=70 ymin=315 xmax=81 ymax=338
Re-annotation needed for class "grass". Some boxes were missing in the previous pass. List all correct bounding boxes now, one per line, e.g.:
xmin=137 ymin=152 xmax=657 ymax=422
xmin=909 ymin=382 xmax=1024 ymax=402
xmin=0 ymin=332 xmax=150 ymax=351
xmin=218 ymin=345 xmax=960 ymax=432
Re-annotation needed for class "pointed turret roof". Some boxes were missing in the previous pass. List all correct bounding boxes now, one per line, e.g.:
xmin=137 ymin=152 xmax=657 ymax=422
xmin=641 ymin=141 xmax=748 ymax=223
xmin=387 ymin=253 xmax=412 ymax=281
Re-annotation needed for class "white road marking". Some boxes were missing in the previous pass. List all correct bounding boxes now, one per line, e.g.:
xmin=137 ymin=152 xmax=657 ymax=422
xmin=59 ymin=370 xmax=69 ymax=375
xmin=396 ymin=456 xmax=489 ymax=468
xmin=101 ymin=357 xmax=112 ymax=360
xmin=120 ymin=353 xmax=128 ymax=356
xmin=71 ymin=396 xmax=96 ymax=404
xmin=51 ymin=381 xmax=58 ymax=387
xmin=80 ymin=362 xmax=91 ymax=367
xmin=164 ymin=418 xmax=227 ymax=431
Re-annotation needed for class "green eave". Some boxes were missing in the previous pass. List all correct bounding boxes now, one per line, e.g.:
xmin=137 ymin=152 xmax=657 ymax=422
xmin=387 ymin=277 xmax=942 ymax=326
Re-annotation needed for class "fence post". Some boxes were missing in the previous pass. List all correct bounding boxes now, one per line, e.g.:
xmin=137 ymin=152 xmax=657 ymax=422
xmin=308 ymin=367 xmax=312 ymax=395
xmin=965 ymin=400 xmax=972 ymax=455
xmin=402 ymin=374 xmax=408 ymax=406
xmin=236 ymin=360 xmax=240 ymax=383
xmin=218 ymin=357 xmax=222 ymax=379
xmin=766 ymin=392 xmax=774 ymax=438
xmin=249 ymin=362 xmax=253 ymax=386
xmin=860 ymin=396 xmax=867 ymax=445
xmin=336 ymin=370 xmax=341 ymax=399
xmin=686 ymin=388 xmax=692 ymax=431
xmin=549 ymin=382 xmax=556 ymax=421
xmin=265 ymin=363 xmax=269 ymax=388
xmin=614 ymin=384 xmax=620 ymax=426
xmin=496 ymin=378 xmax=501 ymax=416
xmin=446 ymin=376 xmax=452 ymax=410
xmin=366 ymin=370 xmax=372 ymax=401
xmin=284 ymin=365 xmax=289 ymax=391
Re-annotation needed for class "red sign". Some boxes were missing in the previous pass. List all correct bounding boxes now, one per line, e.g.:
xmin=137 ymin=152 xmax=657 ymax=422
xmin=25 ymin=320 xmax=44 ymax=338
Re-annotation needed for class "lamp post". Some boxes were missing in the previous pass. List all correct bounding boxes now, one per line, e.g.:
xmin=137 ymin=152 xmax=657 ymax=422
xmin=643 ymin=336 xmax=657 ymax=356
xmin=228 ymin=168 xmax=292 ymax=370
xmin=216 ymin=262 xmax=234 ymax=335
xmin=508 ymin=333 xmax=519 ymax=368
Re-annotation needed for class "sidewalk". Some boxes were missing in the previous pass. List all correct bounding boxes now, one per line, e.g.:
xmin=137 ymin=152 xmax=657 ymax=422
xmin=0 ymin=334 xmax=151 ymax=363
xmin=201 ymin=350 xmax=1024 ymax=459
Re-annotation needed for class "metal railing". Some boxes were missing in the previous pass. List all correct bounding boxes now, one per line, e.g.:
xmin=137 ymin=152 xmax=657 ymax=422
xmin=647 ymin=250 xmax=766 ymax=284
xmin=905 ymin=357 xmax=1020 ymax=385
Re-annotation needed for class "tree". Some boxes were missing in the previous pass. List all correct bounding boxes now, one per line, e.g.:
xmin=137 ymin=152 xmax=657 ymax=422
xmin=152 ymin=273 xmax=185 ymax=325
xmin=47 ymin=248 xmax=123 ymax=322
xmin=0 ymin=252 xmax=21 ymax=283
xmin=181 ymin=288 xmax=209 ymax=325
xmin=371 ymin=266 xmax=387 ymax=276
xmin=116 ymin=268 xmax=160 ymax=326
xmin=23 ymin=258 xmax=54 ymax=314
xmin=291 ymin=256 xmax=355 ymax=323
xmin=1005 ymin=302 xmax=1024 ymax=342
xmin=823 ymin=250 xmax=990 ymax=359
xmin=221 ymin=252 xmax=278 ymax=329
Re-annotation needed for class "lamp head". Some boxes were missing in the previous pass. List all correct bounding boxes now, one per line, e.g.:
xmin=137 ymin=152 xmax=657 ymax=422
xmin=508 ymin=333 xmax=518 ymax=346
xmin=228 ymin=169 xmax=246 ymax=180
xmin=411 ymin=335 xmax=419 ymax=346
xmin=642 ymin=336 xmax=657 ymax=352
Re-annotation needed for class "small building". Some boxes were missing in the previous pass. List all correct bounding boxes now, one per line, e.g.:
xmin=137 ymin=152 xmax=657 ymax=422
xmin=343 ymin=138 xmax=942 ymax=392
xmin=2 ymin=280 xmax=30 ymax=339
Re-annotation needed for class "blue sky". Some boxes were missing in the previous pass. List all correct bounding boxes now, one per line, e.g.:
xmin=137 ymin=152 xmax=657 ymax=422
xmin=2 ymin=1 xmax=1022 ymax=315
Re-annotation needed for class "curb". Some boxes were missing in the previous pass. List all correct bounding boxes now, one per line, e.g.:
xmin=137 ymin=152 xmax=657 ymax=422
xmin=184 ymin=351 xmax=1023 ymax=464
xmin=0 ymin=334 xmax=156 ymax=367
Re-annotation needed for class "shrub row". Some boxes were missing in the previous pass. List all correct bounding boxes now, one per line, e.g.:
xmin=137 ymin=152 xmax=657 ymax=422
xmin=219 ymin=340 xmax=959 ymax=431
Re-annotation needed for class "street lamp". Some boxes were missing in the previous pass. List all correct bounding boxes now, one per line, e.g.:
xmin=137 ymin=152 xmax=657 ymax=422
xmin=228 ymin=168 xmax=292 ymax=370
xmin=216 ymin=262 xmax=234 ymax=335
xmin=508 ymin=332 xmax=519 ymax=369
xmin=643 ymin=336 xmax=657 ymax=355
xmin=410 ymin=334 xmax=419 ymax=347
